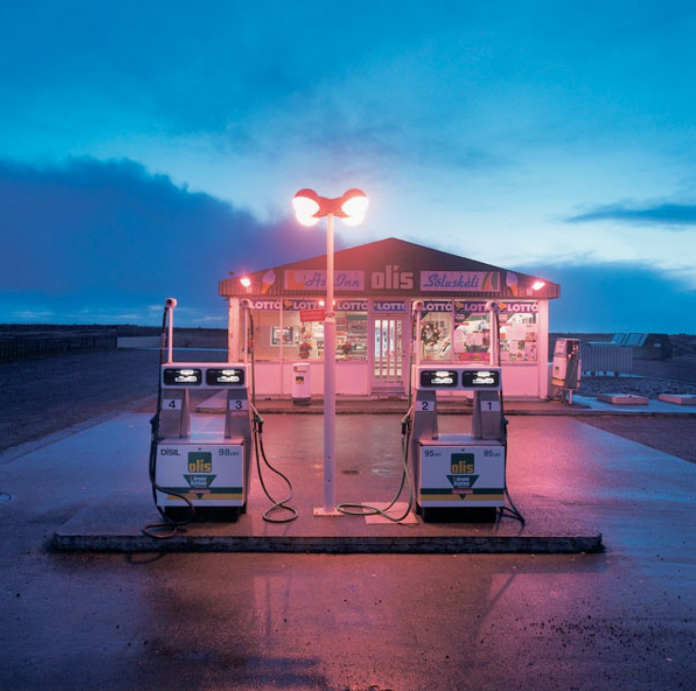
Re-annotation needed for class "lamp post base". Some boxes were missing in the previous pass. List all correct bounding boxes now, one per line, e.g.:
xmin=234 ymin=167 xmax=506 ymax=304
xmin=313 ymin=507 xmax=342 ymax=517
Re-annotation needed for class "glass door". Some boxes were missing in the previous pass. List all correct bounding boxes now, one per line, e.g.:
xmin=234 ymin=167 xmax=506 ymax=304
xmin=372 ymin=316 xmax=406 ymax=390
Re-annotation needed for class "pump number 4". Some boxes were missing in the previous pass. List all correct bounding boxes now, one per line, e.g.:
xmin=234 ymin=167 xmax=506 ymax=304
xmin=163 ymin=399 xmax=181 ymax=410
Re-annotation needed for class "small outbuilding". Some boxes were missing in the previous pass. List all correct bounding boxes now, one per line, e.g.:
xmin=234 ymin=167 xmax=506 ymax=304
xmin=612 ymin=333 xmax=673 ymax=360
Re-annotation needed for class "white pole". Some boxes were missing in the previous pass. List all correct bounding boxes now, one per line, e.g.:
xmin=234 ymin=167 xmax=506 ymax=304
xmin=415 ymin=308 xmax=422 ymax=366
xmin=323 ymin=213 xmax=336 ymax=512
xmin=243 ymin=306 xmax=249 ymax=365
xmin=489 ymin=302 xmax=500 ymax=367
xmin=167 ymin=304 xmax=174 ymax=364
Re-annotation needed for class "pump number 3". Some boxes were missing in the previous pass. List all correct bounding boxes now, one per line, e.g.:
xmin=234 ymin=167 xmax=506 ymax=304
xmin=228 ymin=399 xmax=249 ymax=411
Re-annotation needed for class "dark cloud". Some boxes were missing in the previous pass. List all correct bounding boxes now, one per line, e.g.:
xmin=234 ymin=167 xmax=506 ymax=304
xmin=0 ymin=157 xmax=324 ymax=323
xmin=513 ymin=260 xmax=696 ymax=333
xmin=567 ymin=202 xmax=696 ymax=227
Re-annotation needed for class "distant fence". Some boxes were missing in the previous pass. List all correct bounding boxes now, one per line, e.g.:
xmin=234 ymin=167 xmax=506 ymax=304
xmin=0 ymin=334 xmax=117 ymax=362
xmin=581 ymin=343 xmax=633 ymax=375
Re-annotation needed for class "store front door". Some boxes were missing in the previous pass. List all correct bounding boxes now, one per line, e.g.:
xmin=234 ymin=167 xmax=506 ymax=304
xmin=372 ymin=316 xmax=408 ymax=393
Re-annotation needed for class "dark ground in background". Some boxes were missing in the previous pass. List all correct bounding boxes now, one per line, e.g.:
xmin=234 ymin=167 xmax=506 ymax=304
xmin=2 ymin=346 xmax=696 ymax=462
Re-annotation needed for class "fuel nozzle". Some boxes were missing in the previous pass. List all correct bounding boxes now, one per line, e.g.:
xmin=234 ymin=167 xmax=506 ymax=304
xmin=253 ymin=411 xmax=264 ymax=434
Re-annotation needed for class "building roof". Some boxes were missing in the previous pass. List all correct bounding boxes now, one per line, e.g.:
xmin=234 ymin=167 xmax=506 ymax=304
xmin=219 ymin=237 xmax=559 ymax=300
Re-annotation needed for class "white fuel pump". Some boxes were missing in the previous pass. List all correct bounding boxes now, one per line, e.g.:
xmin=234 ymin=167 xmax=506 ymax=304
xmin=407 ymin=301 xmax=524 ymax=523
xmin=154 ymin=360 xmax=253 ymax=520
xmin=144 ymin=298 xmax=296 ymax=538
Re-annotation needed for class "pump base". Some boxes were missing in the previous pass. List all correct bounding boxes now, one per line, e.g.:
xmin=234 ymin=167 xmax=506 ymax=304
xmin=163 ymin=505 xmax=244 ymax=522
xmin=418 ymin=506 xmax=498 ymax=523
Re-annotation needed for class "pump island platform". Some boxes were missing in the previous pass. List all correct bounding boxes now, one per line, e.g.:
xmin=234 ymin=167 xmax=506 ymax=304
xmin=44 ymin=405 xmax=613 ymax=555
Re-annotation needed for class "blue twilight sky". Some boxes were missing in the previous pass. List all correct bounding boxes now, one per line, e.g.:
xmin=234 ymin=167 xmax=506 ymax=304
xmin=1 ymin=0 xmax=695 ymax=332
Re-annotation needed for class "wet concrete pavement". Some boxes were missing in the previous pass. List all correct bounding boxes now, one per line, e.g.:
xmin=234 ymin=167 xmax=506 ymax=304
xmin=1 ymin=412 xmax=695 ymax=690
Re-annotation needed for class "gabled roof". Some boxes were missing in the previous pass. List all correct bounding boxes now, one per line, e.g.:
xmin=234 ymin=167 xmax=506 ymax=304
xmin=219 ymin=237 xmax=559 ymax=299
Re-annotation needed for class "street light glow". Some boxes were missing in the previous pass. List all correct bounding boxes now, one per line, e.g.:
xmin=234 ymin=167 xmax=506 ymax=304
xmin=340 ymin=188 xmax=369 ymax=220
xmin=292 ymin=189 xmax=322 ymax=226
xmin=532 ymin=280 xmax=546 ymax=291
xmin=240 ymin=276 xmax=251 ymax=288
xmin=292 ymin=188 xmax=368 ymax=227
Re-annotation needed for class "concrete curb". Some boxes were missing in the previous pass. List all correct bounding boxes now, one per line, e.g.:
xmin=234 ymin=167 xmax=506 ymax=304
xmin=51 ymin=533 xmax=603 ymax=554
xmin=50 ymin=494 xmax=603 ymax=555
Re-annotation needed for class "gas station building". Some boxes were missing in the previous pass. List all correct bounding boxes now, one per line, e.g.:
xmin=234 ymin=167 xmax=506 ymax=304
xmin=219 ymin=238 xmax=559 ymax=399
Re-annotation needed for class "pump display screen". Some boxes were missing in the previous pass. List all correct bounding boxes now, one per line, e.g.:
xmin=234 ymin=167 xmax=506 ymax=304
xmin=461 ymin=369 xmax=500 ymax=388
xmin=162 ymin=368 xmax=202 ymax=386
xmin=206 ymin=368 xmax=245 ymax=387
xmin=420 ymin=369 xmax=459 ymax=388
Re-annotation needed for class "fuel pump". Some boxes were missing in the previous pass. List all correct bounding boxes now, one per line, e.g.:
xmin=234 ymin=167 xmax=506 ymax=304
xmin=147 ymin=298 xmax=253 ymax=526
xmin=552 ymin=338 xmax=582 ymax=404
xmin=144 ymin=298 xmax=296 ymax=538
xmin=407 ymin=301 xmax=524 ymax=523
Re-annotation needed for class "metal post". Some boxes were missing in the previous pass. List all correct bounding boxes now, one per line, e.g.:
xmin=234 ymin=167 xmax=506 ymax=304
xmin=488 ymin=302 xmax=500 ymax=367
xmin=415 ymin=305 xmax=423 ymax=366
xmin=243 ymin=305 xmax=249 ymax=365
xmin=167 ymin=303 xmax=175 ymax=364
xmin=320 ymin=213 xmax=337 ymax=513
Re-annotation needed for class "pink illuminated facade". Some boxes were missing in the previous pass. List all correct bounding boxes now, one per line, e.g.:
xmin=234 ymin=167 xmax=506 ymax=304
xmin=218 ymin=238 xmax=560 ymax=399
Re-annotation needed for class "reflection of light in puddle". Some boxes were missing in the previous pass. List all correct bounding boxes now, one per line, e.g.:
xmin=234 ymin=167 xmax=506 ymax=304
xmin=371 ymin=467 xmax=392 ymax=476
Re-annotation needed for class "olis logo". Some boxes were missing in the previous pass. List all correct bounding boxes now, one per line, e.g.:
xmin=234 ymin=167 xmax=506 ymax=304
xmin=371 ymin=264 xmax=414 ymax=290
xmin=451 ymin=455 xmax=475 ymax=475
xmin=447 ymin=453 xmax=478 ymax=489
xmin=188 ymin=452 xmax=212 ymax=473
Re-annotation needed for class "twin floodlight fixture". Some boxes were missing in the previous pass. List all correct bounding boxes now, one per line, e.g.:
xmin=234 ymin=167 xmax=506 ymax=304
xmin=292 ymin=188 xmax=369 ymax=227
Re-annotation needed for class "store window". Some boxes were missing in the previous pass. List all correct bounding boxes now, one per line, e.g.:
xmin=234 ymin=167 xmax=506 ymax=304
xmin=337 ymin=312 xmax=368 ymax=360
xmin=252 ymin=311 xmax=283 ymax=361
xmin=282 ymin=310 xmax=324 ymax=360
xmin=499 ymin=304 xmax=538 ymax=362
xmin=453 ymin=305 xmax=491 ymax=363
xmin=421 ymin=311 xmax=452 ymax=362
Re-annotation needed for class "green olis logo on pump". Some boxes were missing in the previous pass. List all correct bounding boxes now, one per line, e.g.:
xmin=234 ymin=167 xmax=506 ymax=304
xmin=184 ymin=452 xmax=216 ymax=489
xmin=447 ymin=453 xmax=479 ymax=489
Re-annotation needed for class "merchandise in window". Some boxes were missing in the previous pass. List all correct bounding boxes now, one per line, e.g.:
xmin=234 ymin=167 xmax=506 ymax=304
xmin=336 ymin=312 xmax=367 ymax=360
xmin=499 ymin=305 xmax=538 ymax=362
xmin=420 ymin=312 xmax=452 ymax=362
xmin=453 ymin=308 xmax=491 ymax=363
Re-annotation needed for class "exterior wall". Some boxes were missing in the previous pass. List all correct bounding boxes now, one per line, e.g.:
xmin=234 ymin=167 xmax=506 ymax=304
xmin=227 ymin=297 xmax=552 ymax=400
xmin=250 ymin=361 xmax=370 ymax=397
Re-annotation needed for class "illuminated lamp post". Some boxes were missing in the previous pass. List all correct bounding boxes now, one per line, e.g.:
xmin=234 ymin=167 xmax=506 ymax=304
xmin=292 ymin=188 xmax=369 ymax=515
